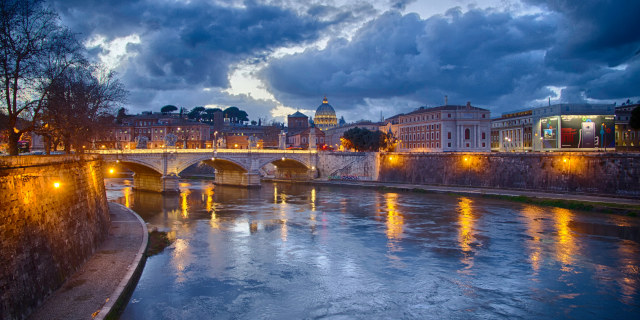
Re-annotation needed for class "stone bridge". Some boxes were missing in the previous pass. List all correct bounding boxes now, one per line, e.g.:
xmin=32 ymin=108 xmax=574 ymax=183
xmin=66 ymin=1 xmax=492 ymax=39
xmin=91 ymin=149 xmax=320 ymax=192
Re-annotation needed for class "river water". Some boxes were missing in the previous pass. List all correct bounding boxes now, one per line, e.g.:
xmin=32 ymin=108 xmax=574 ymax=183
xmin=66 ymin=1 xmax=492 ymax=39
xmin=105 ymin=178 xmax=639 ymax=319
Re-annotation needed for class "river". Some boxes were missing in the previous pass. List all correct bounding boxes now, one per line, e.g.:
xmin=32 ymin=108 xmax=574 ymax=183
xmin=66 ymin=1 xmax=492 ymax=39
xmin=105 ymin=178 xmax=639 ymax=319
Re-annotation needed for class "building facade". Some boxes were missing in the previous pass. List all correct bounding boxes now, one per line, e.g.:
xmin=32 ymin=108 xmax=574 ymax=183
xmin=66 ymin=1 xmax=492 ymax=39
xmin=100 ymin=114 xmax=211 ymax=149
xmin=490 ymin=110 xmax=533 ymax=152
xmin=615 ymin=104 xmax=640 ymax=151
xmin=532 ymin=104 xmax=615 ymax=151
xmin=397 ymin=102 xmax=491 ymax=152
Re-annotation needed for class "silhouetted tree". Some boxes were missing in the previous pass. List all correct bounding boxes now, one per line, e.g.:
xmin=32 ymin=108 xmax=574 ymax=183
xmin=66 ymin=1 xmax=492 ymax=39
xmin=116 ymin=107 xmax=128 ymax=124
xmin=161 ymin=105 xmax=177 ymax=114
xmin=43 ymin=65 xmax=126 ymax=153
xmin=0 ymin=0 xmax=83 ymax=155
xmin=204 ymin=108 xmax=221 ymax=122
xmin=223 ymin=106 xmax=248 ymax=123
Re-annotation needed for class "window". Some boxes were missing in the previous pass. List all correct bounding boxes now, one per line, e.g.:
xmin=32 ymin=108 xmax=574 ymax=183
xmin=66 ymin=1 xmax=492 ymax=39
xmin=448 ymin=132 xmax=451 ymax=139
xmin=448 ymin=114 xmax=451 ymax=118
xmin=465 ymin=128 xmax=470 ymax=140
xmin=482 ymin=114 xmax=486 ymax=118
xmin=482 ymin=142 xmax=486 ymax=147
xmin=447 ymin=142 xmax=451 ymax=147
xmin=482 ymin=132 xmax=486 ymax=139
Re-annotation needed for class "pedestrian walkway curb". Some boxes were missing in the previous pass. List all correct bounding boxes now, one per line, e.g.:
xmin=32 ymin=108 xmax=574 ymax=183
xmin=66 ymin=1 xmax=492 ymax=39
xmin=94 ymin=203 xmax=148 ymax=320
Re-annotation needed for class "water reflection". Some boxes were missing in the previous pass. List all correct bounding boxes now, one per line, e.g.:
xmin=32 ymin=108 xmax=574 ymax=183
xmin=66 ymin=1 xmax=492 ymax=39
xmin=384 ymin=193 xmax=404 ymax=250
xmin=552 ymin=207 xmax=577 ymax=270
xmin=457 ymin=197 xmax=475 ymax=273
xmin=521 ymin=205 xmax=544 ymax=273
xmin=103 ymin=179 xmax=640 ymax=319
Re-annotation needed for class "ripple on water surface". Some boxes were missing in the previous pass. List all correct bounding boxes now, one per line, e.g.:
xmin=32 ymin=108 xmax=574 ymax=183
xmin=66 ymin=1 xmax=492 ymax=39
xmin=104 ymin=179 xmax=640 ymax=319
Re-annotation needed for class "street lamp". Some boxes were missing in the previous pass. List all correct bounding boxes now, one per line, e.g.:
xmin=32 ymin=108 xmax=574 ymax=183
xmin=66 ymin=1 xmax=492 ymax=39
xmin=213 ymin=131 xmax=218 ymax=151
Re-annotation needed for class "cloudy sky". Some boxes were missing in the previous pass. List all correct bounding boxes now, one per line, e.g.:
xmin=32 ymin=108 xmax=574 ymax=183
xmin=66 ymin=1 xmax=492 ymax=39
xmin=51 ymin=0 xmax=640 ymax=123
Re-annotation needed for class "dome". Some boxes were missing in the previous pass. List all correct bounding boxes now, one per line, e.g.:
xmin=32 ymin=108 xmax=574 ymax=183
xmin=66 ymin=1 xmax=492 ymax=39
xmin=314 ymin=96 xmax=338 ymax=130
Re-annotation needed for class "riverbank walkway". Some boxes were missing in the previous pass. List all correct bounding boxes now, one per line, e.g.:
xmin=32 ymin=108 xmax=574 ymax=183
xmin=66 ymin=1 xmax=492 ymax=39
xmin=28 ymin=203 xmax=148 ymax=320
xmin=301 ymin=179 xmax=640 ymax=206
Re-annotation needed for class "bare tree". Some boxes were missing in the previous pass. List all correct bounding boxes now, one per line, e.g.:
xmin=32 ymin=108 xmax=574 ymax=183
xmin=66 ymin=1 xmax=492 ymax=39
xmin=0 ymin=0 xmax=82 ymax=155
xmin=43 ymin=65 xmax=126 ymax=153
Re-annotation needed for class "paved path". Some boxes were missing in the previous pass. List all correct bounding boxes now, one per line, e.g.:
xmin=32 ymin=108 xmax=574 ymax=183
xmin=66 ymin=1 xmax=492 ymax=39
xmin=28 ymin=203 xmax=148 ymax=320
xmin=296 ymin=179 xmax=640 ymax=206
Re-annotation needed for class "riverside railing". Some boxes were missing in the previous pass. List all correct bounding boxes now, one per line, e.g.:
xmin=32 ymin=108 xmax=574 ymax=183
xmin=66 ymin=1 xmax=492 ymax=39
xmin=88 ymin=148 xmax=318 ymax=155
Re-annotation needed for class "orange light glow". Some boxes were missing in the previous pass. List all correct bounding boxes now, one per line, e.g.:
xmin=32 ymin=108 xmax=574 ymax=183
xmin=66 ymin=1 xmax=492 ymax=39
xmin=109 ymin=168 xmax=115 ymax=174
xmin=53 ymin=182 xmax=61 ymax=188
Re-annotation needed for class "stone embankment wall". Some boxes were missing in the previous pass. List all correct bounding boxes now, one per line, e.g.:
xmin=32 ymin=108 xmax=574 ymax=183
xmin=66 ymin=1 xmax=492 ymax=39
xmin=378 ymin=152 xmax=640 ymax=197
xmin=316 ymin=152 xmax=380 ymax=181
xmin=0 ymin=155 xmax=110 ymax=320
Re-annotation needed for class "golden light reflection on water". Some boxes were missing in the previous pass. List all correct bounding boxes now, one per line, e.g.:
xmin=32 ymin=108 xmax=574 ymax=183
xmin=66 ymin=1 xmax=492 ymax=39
xmin=205 ymin=186 xmax=215 ymax=213
xmin=311 ymin=188 xmax=316 ymax=211
xmin=521 ymin=205 xmax=544 ymax=273
xmin=385 ymin=193 xmax=404 ymax=251
xmin=552 ymin=207 xmax=576 ymax=270
xmin=180 ymin=188 xmax=191 ymax=219
xmin=457 ymin=197 xmax=475 ymax=272
xmin=123 ymin=187 xmax=132 ymax=208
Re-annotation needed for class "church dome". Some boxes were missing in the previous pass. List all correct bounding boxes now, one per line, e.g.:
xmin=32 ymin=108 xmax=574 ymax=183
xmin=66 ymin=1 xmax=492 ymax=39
xmin=314 ymin=96 xmax=338 ymax=131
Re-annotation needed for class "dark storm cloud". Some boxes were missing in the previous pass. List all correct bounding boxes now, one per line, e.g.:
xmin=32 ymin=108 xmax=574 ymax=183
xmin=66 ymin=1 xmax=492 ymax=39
xmin=262 ymin=2 xmax=640 ymax=114
xmin=51 ymin=0 xmax=360 ymax=110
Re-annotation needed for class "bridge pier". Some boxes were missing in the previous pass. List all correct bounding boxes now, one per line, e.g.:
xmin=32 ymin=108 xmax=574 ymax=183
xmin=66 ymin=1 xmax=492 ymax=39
xmin=133 ymin=173 xmax=180 ymax=193
xmin=215 ymin=170 xmax=261 ymax=187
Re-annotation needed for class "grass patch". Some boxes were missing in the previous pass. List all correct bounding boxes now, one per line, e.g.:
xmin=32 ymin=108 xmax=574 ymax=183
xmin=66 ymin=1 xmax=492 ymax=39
xmin=147 ymin=230 xmax=175 ymax=256
xmin=482 ymin=194 xmax=640 ymax=216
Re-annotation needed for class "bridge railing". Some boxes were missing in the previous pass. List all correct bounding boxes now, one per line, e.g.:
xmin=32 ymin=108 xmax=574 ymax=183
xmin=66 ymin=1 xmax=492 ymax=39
xmin=88 ymin=148 xmax=318 ymax=155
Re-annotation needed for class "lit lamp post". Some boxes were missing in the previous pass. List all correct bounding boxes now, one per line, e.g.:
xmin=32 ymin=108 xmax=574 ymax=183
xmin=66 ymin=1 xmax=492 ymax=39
xmin=504 ymin=136 xmax=511 ymax=152
xmin=213 ymin=131 xmax=218 ymax=152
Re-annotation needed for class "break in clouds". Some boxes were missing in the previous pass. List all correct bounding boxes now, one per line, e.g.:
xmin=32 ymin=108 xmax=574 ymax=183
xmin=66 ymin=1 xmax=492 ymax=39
xmin=52 ymin=0 xmax=640 ymax=120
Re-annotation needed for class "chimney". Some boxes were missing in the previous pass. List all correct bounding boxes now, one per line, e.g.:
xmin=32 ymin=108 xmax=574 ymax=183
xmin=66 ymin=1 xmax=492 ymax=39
xmin=444 ymin=95 xmax=448 ymax=106
xmin=466 ymin=101 xmax=471 ymax=109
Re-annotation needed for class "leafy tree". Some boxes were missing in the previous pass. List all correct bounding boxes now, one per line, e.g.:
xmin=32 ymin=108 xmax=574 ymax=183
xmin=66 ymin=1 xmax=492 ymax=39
xmin=630 ymin=106 xmax=640 ymax=131
xmin=341 ymin=127 xmax=392 ymax=152
xmin=161 ymin=104 xmax=178 ymax=114
xmin=0 ymin=0 xmax=83 ymax=155
xmin=251 ymin=120 xmax=257 ymax=125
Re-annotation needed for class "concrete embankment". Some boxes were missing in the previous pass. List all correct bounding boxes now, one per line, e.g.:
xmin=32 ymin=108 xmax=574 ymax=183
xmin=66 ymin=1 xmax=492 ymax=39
xmin=0 ymin=155 xmax=110 ymax=319
xmin=377 ymin=152 xmax=640 ymax=198
xmin=27 ymin=203 xmax=148 ymax=320
xmin=0 ymin=156 xmax=148 ymax=319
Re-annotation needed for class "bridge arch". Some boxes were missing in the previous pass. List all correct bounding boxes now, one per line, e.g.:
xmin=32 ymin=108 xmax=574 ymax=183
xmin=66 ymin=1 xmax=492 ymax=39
xmin=175 ymin=154 xmax=248 ymax=175
xmin=103 ymin=158 xmax=162 ymax=176
xmin=259 ymin=156 xmax=314 ymax=180
xmin=102 ymin=158 xmax=172 ymax=193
